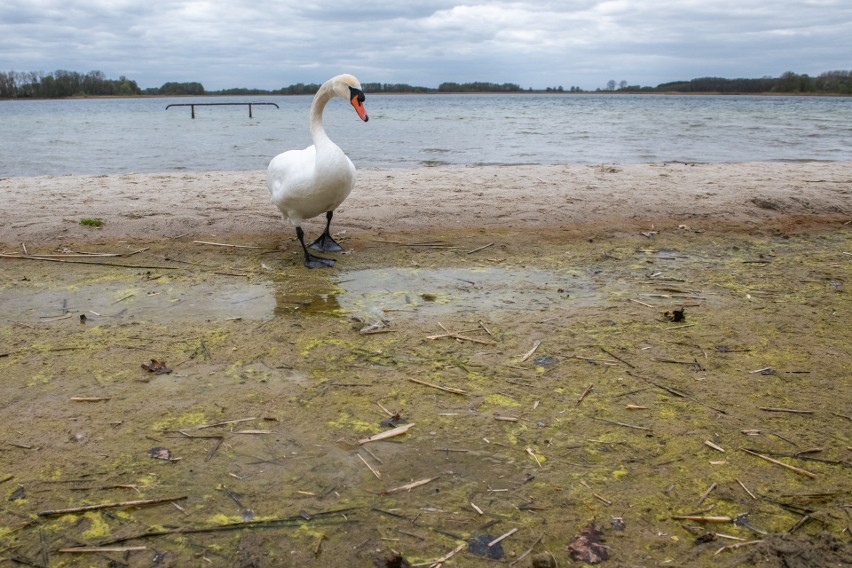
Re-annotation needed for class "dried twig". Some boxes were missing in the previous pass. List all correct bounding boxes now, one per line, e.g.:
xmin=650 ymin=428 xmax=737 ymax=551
xmin=193 ymin=240 xmax=262 ymax=249
xmin=714 ymin=540 xmax=763 ymax=555
xmin=59 ymin=546 xmax=147 ymax=553
xmin=428 ymin=331 xmax=495 ymax=345
xmin=592 ymin=416 xmax=652 ymax=432
xmin=429 ymin=542 xmax=467 ymax=567
xmin=671 ymin=515 xmax=733 ymax=523
xmin=697 ymin=483 xmax=717 ymax=506
xmin=526 ymin=447 xmax=543 ymax=468
xmin=510 ymin=534 xmax=544 ymax=567
xmin=495 ymin=415 xmax=519 ymax=422
xmin=175 ymin=417 xmax=256 ymax=432
xmin=467 ymin=242 xmax=494 ymax=254
xmin=788 ymin=514 xmax=814 ymax=534
xmin=0 ymin=253 xmax=179 ymax=270
xmin=38 ymin=496 xmax=187 ymax=517
xmin=358 ymin=423 xmax=415 ymax=444
xmin=519 ymin=340 xmax=542 ymax=362
xmin=593 ymin=493 xmax=612 ymax=505
xmin=382 ymin=476 xmax=439 ymax=495
xmin=488 ymin=527 xmax=518 ymax=547
xmin=736 ymin=478 xmax=757 ymax=500
xmin=600 ymin=347 xmax=635 ymax=368
xmin=357 ymin=454 xmax=381 ymax=479
xmin=577 ymin=383 xmax=594 ymax=405
xmin=627 ymin=371 xmax=728 ymax=414
xmin=408 ymin=377 xmax=467 ymax=395
xmin=741 ymin=448 xmax=817 ymax=478
xmin=759 ymin=407 xmax=815 ymax=414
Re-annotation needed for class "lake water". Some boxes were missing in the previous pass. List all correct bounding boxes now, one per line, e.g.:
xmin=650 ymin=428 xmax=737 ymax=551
xmin=1 ymin=93 xmax=850 ymax=177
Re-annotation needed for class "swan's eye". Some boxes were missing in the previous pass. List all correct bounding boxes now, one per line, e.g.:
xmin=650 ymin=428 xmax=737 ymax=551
xmin=349 ymin=86 xmax=365 ymax=103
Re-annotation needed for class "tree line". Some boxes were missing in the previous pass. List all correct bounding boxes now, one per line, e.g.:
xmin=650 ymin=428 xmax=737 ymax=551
xmin=653 ymin=71 xmax=852 ymax=94
xmin=0 ymin=70 xmax=142 ymax=98
xmin=2 ymin=69 xmax=850 ymax=99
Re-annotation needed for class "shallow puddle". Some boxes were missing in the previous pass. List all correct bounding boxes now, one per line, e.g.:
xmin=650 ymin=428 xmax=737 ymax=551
xmin=335 ymin=266 xmax=597 ymax=321
xmin=0 ymin=281 xmax=276 ymax=324
xmin=2 ymin=267 xmax=597 ymax=326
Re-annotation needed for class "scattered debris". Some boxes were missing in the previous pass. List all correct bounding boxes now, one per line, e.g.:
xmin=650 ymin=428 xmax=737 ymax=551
xmin=533 ymin=354 xmax=558 ymax=366
xmin=381 ymin=476 xmax=439 ymax=495
xmin=519 ymin=339 xmax=543 ymax=362
xmin=530 ymin=552 xmax=558 ymax=567
xmin=566 ymin=522 xmax=609 ymax=565
xmin=467 ymin=533 xmax=505 ymax=560
xmin=664 ymin=307 xmax=686 ymax=322
xmin=141 ymin=359 xmax=172 ymax=374
xmin=360 ymin=320 xmax=392 ymax=334
xmin=373 ymin=553 xmax=412 ymax=568
xmin=147 ymin=447 xmax=176 ymax=461
xmin=380 ymin=413 xmax=406 ymax=428
xmin=359 ymin=423 xmax=415 ymax=444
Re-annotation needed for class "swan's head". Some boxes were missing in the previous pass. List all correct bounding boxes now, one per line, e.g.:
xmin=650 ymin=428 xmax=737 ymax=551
xmin=331 ymin=74 xmax=369 ymax=122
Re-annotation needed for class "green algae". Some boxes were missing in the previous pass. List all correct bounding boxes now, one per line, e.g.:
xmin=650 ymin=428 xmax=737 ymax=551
xmin=0 ymin=227 xmax=849 ymax=566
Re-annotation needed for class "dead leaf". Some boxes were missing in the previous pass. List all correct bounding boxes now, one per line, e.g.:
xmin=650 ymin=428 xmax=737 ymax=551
xmin=147 ymin=447 xmax=173 ymax=460
xmin=141 ymin=359 xmax=172 ymax=374
xmin=380 ymin=413 xmax=406 ymax=428
xmin=566 ymin=522 xmax=609 ymax=564
xmin=664 ymin=307 xmax=686 ymax=322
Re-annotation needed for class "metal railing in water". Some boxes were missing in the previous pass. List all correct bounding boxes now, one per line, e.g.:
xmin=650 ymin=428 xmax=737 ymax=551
xmin=165 ymin=102 xmax=279 ymax=119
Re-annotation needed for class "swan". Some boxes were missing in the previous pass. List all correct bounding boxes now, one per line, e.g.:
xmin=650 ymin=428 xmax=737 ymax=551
xmin=267 ymin=74 xmax=369 ymax=268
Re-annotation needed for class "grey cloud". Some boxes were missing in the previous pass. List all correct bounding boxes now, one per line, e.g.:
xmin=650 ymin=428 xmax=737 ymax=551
xmin=0 ymin=0 xmax=849 ymax=90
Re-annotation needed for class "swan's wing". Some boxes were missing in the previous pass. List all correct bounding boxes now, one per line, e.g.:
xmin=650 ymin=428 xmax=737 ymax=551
xmin=267 ymin=146 xmax=316 ymax=199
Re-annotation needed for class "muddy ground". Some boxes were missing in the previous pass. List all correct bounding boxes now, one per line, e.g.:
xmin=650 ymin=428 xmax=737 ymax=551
xmin=1 ymin=223 xmax=850 ymax=567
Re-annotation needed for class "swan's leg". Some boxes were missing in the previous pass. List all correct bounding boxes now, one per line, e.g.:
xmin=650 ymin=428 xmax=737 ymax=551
xmin=296 ymin=226 xmax=335 ymax=268
xmin=308 ymin=211 xmax=344 ymax=252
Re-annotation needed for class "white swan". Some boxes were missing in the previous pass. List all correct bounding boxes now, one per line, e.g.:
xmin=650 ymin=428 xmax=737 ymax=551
xmin=267 ymin=74 xmax=369 ymax=268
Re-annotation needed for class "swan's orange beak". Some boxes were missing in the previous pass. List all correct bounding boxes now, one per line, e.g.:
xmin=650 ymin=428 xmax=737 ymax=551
xmin=351 ymin=95 xmax=369 ymax=122
xmin=349 ymin=86 xmax=369 ymax=122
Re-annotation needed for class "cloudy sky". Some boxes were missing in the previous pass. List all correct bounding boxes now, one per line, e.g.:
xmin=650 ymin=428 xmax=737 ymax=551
xmin=1 ymin=0 xmax=850 ymax=91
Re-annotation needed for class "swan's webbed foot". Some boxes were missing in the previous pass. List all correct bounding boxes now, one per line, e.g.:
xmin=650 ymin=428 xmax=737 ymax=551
xmin=296 ymin=225 xmax=336 ymax=269
xmin=304 ymin=252 xmax=336 ymax=269
xmin=308 ymin=211 xmax=344 ymax=252
xmin=308 ymin=231 xmax=343 ymax=252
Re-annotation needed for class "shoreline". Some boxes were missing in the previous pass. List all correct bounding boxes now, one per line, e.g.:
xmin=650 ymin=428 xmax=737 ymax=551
xmin=2 ymin=161 xmax=850 ymax=246
xmin=4 ymin=91 xmax=851 ymax=101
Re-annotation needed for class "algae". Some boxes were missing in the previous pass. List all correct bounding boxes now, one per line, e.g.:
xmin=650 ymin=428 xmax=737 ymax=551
xmin=0 ymin=226 xmax=849 ymax=566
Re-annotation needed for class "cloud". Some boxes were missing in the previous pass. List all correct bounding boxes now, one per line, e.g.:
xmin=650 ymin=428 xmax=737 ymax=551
xmin=0 ymin=0 xmax=850 ymax=90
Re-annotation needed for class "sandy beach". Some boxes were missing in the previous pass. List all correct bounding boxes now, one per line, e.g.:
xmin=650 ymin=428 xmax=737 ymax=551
xmin=1 ymin=162 xmax=851 ymax=567
xmin=2 ymin=161 xmax=851 ymax=245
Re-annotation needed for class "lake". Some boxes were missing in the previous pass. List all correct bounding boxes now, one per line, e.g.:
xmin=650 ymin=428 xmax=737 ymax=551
xmin=1 ymin=93 xmax=850 ymax=177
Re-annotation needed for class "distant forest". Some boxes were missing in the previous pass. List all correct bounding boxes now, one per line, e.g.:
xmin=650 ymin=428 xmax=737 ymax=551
xmin=1 ymin=69 xmax=851 ymax=99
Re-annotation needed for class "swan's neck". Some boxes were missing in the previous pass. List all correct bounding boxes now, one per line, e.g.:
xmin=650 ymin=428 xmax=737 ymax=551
xmin=309 ymin=82 xmax=335 ymax=148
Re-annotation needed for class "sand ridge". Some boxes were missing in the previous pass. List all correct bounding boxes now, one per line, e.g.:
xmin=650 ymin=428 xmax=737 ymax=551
xmin=1 ymin=161 xmax=851 ymax=245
